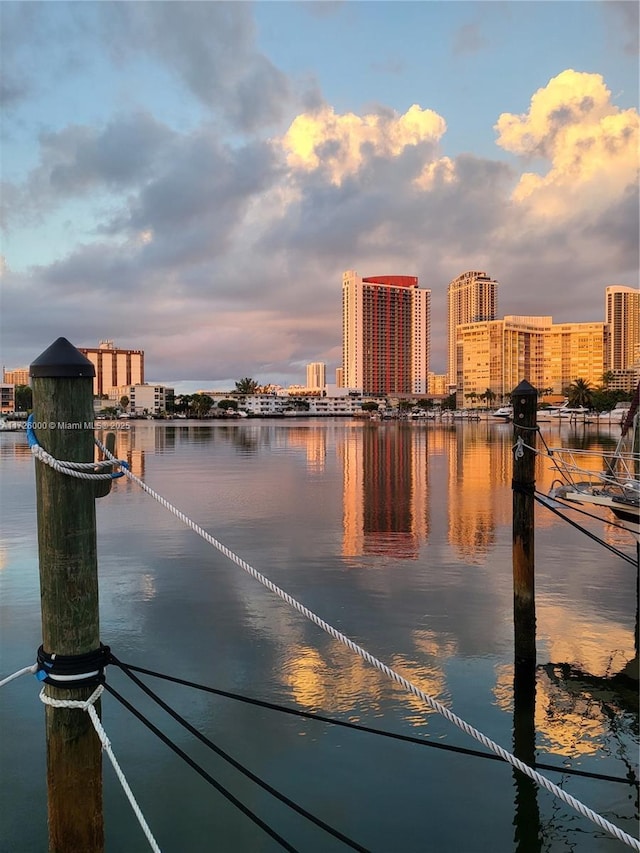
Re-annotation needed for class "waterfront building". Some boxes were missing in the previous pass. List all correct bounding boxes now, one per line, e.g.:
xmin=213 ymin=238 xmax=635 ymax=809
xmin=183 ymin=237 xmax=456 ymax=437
xmin=1 ymin=384 xmax=15 ymax=413
xmin=335 ymin=367 xmax=344 ymax=388
xmin=2 ymin=367 xmax=29 ymax=386
xmin=79 ymin=340 xmax=144 ymax=397
xmin=456 ymin=316 xmax=605 ymax=403
xmin=427 ymin=372 xmax=449 ymax=397
xmin=342 ymin=270 xmax=430 ymax=396
xmin=111 ymin=384 xmax=168 ymax=415
xmin=605 ymin=285 xmax=640 ymax=372
xmin=447 ymin=270 xmax=498 ymax=388
xmin=131 ymin=385 xmax=167 ymax=415
xmin=546 ymin=321 xmax=606 ymax=393
xmin=306 ymin=362 xmax=326 ymax=391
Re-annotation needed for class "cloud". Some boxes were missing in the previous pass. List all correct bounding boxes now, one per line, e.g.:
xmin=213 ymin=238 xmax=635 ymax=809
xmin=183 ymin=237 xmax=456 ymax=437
xmin=281 ymin=104 xmax=447 ymax=185
xmin=495 ymin=69 xmax=639 ymax=217
xmin=2 ymin=57 xmax=637 ymax=386
xmin=602 ymin=0 xmax=640 ymax=56
xmin=101 ymin=3 xmax=292 ymax=133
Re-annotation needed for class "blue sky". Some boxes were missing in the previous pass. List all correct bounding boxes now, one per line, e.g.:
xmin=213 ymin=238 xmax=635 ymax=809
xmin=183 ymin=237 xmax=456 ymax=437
xmin=1 ymin=1 xmax=638 ymax=390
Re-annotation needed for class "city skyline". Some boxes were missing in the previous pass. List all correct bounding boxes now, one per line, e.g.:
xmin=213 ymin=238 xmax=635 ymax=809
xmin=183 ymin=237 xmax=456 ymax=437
xmin=1 ymin=2 xmax=638 ymax=393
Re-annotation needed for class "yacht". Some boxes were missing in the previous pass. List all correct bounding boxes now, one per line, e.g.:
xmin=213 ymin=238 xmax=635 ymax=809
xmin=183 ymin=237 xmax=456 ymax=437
xmin=491 ymin=405 xmax=513 ymax=419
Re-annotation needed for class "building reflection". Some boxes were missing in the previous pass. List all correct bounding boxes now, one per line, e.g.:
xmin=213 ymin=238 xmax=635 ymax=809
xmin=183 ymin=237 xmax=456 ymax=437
xmin=102 ymin=426 xmax=146 ymax=482
xmin=336 ymin=422 xmax=635 ymax=563
xmin=286 ymin=426 xmax=327 ymax=473
xmin=446 ymin=428 xmax=507 ymax=560
xmin=339 ymin=424 xmax=429 ymax=559
xmin=0 ymin=435 xmax=33 ymax=461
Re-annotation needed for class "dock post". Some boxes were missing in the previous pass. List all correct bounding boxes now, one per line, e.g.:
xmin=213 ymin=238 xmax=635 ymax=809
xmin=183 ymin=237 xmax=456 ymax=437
xmin=511 ymin=380 xmax=538 ymax=664
xmin=510 ymin=380 xmax=540 ymax=850
xmin=30 ymin=337 xmax=104 ymax=853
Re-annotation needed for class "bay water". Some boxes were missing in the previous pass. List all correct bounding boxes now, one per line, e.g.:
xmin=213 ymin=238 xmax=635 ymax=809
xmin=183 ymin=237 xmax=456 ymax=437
xmin=1 ymin=419 xmax=637 ymax=852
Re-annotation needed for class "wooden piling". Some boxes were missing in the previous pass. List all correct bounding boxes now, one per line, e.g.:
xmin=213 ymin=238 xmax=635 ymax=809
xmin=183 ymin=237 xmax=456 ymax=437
xmin=511 ymin=380 xmax=538 ymax=664
xmin=30 ymin=337 xmax=104 ymax=853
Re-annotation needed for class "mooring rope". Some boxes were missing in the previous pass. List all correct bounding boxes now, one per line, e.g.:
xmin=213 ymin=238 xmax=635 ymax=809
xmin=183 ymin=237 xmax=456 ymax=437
xmin=94 ymin=435 xmax=640 ymax=851
xmin=39 ymin=685 xmax=161 ymax=853
xmin=0 ymin=664 xmax=38 ymax=687
xmin=26 ymin=415 xmax=126 ymax=481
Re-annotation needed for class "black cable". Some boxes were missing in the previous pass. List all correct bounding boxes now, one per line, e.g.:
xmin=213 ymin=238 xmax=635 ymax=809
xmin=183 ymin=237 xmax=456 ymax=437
xmin=538 ymin=487 xmax=638 ymax=535
xmin=536 ymin=490 xmax=631 ymax=533
xmin=103 ymin=682 xmax=301 ymax=853
xmin=109 ymin=659 xmax=638 ymax=788
xmin=534 ymin=492 xmax=638 ymax=567
xmin=109 ymin=658 xmax=370 ymax=853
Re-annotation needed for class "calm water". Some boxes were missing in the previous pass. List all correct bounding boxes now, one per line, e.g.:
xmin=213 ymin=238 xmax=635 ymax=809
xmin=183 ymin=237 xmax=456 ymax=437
xmin=1 ymin=419 xmax=638 ymax=853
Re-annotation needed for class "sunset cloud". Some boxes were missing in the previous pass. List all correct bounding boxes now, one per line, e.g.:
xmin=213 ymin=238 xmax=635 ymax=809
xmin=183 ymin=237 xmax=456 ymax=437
xmin=495 ymin=69 xmax=639 ymax=216
xmin=282 ymin=104 xmax=446 ymax=185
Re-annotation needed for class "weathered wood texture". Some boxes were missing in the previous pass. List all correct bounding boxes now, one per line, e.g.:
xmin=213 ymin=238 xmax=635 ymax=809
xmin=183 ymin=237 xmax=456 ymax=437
xmin=32 ymin=374 xmax=103 ymax=853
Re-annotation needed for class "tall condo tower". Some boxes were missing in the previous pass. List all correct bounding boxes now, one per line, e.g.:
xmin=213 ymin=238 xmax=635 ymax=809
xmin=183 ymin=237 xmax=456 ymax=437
xmin=342 ymin=270 xmax=430 ymax=396
xmin=447 ymin=270 xmax=498 ymax=388
xmin=605 ymin=285 xmax=640 ymax=371
xmin=306 ymin=362 xmax=326 ymax=390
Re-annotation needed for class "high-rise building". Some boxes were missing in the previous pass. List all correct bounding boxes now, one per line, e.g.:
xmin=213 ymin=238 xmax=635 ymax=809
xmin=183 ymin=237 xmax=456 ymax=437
xmin=79 ymin=340 xmax=144 ymax=396
xmin=342 ymin=270 xmax=430 ymax=396
xmin=447 ymin=271 xmax=498 ymax=387
xmin=455 ymin=315 xmax=605 ymax=402
xmin=2 ymin=367 xmax=30 ymax=386
xmin=605 ymin=286 xmax=640 ymax=372
xmin=306 ymin=362 xmax=326 ymax=390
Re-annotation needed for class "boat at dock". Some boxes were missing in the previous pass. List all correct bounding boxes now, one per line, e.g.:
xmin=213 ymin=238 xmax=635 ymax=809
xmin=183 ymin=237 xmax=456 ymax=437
xmin=491 ymin=405 xmax=513 ymax=419
xmin=547 ymin=388 xmax=639 ymax=540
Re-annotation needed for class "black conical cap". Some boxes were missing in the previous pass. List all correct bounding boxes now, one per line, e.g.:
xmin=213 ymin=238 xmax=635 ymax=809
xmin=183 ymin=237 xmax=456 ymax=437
xmin=511 ymin=379 xmax=537 ymax=397
xmin=30 ymin=337 xmax=96 ymax=378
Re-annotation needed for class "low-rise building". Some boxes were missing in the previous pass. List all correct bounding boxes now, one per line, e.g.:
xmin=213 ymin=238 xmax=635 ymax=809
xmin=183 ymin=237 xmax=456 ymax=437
xmin=110 ymin=384 xmax=169 ymax=415
xmin=1 ymin=384 xmax=15 ymax=413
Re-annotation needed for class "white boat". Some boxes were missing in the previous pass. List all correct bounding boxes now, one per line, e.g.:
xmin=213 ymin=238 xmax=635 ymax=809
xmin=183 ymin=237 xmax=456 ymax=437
xmin=492 ymin=405 xmax=513 ymax=419
xmin=596 ymin=403 xmax=632 ymax=423
xmin=549 ymin=403 xmax=590 ymax=418
xmin=547 ymin=390 xmax=639 ymax=540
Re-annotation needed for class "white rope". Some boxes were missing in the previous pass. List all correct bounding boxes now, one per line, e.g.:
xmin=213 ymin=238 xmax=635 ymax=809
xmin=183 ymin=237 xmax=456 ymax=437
xmin=26 ymin=415 xmax=123 ymax=481
xmin=30 ymin=443 xmax=117 ymax=480
xmin=512 ymin=435 xmax=539 ymax=458
xmin=40 ymin=685 xmax=161 ymax=853
xmin=0 ymin=663 xmax=37 ymax=687
xmin=96 ymin=438 xmax=640 ymax=851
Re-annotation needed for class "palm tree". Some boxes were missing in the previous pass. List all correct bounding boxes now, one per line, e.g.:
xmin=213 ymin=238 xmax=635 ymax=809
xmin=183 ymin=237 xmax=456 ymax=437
xmin=600 ymin=371 xmax=616 ymax=390
xmin=235 ymin=377 xmax=259 ymax=395
xmin=566 ymin=378 xmax=594 ymax=408
xmin=483 ymin=389 xmax=496 ymax=409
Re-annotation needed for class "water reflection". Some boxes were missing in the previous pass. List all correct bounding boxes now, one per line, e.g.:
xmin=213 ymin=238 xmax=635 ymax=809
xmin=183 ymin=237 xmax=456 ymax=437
xmin=2 ymin=420 xmax=637 ymax=851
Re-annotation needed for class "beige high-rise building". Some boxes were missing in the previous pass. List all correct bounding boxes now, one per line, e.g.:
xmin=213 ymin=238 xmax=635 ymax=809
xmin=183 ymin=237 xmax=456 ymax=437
xmin=306 ymin=362 xmax=326 ymax=390
xmin=342 ymin=270 xmax=430 ymax=395
xmin=605 ymin=286 xmax=639 ymax=372
xmin=447 ymin=271 xmax=498 ymax=388
xmin=2 ymin=367 xmax=30 ymax=385
xmin=79 ymin=340 xmax=144 ymax=396
xmin=456 ymin=316 xmax=605 ymax=402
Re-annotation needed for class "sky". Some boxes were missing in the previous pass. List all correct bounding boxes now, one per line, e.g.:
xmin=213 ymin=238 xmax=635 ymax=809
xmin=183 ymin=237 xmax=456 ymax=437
xmin=1 ymin=1 xmax=638 ymax=392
